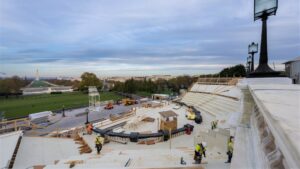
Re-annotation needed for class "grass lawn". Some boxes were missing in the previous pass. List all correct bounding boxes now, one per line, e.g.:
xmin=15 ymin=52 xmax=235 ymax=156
xmin=135 ymin=91 xmax=152 ymax=97
xmin=0 ymin=92 xmax=123 ymax=119
xmin=135 ymin=90 xmax=174 ymax=97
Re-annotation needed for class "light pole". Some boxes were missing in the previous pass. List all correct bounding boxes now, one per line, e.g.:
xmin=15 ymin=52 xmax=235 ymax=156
xmin=85 ymin=108 xmax=89 ymax=124
xmin=62 ymin=105 xmax=65 ymax=117
xmin=248 ymin=42 xmax=258 ymax=72
xmin=250 ymin=0 xmax=280 ymax=77
xmin=246 ymin=57 xmax=252 ymax=74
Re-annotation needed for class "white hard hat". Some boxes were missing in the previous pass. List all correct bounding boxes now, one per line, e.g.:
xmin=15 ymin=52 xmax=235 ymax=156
xmin=202 ymin=142 xmax=207 ymax=147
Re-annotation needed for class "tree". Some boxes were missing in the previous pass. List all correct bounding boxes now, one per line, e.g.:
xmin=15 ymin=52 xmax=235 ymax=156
xmin=72 ymin=80 xmax=81 ymax=90
xmin=112 ymin=81 xmax=124 ymax=92
xmin=219 ymin=64 xmax=246 ymax=77
xmin=79 ymin=72 xmax=102 ymax=91
xmin=0 ymin=76 xmax=28 ymax=94
xmin=124 ymin=78 xmax=136 ymax=93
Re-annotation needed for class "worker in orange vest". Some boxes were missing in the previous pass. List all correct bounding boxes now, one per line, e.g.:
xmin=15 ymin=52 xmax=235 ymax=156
xmin=86 ymin=123 xmax=93 ymax=135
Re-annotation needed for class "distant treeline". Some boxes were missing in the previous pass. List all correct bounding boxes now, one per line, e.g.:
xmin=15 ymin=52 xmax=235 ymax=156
xmin=198 ymin=64 xmax=246 ymax=77
xmin=111 ymin=64 xmax=246 ymax=94
xmin=0 ymin=76 xmax=30 ymax=94
xmin=0 ymin=76 xmax=80 ymax=97
xmin=112 ymin=76 xmax=197 ymax=95
xmin=0 ymin=64 xmax=246 ymax=96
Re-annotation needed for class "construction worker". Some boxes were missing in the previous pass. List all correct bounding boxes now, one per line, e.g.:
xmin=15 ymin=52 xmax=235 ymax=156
xmin=215 ymin=120 xmax=219 ymax=129
xmin=194 ymin=142 xmax=206 ymax=164
xmin=201 ymin=142 xmax=207 ymax=158
xmin=211 ymin=120 xmax=215 ymax=130
xmin=211 ymin=120 xmax=219 ymax=130
xmin=225 ymin=136 xmax=234 ymax=163
xmin=186 ymin=111 xmax=196 ymax=120
xmin=95 ymin=135 xmax=104 ymax=155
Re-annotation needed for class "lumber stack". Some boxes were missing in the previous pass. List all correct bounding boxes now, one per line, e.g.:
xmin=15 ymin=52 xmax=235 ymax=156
xmin=74 ymin=134 xmax=92 ymax=154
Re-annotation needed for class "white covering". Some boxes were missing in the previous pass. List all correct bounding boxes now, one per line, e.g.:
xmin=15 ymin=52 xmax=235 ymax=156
xmin=190 ymin=84 xmax=241 ymax=99
xmin=29 ymin=111 xmax=53 ymax=120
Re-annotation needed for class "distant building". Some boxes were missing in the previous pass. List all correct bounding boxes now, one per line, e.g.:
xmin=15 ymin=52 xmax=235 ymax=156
xmin=133 ymin=76 xmax=146 ymax=81
xmin=107 ymin=76 xmax=131 ymax=82
xmin=35 ymin=69 xmax=40 ymax=81
xmin=56 ymin=76 xmax=81 ymax=81
xmin=107 ymin=75 xmax=174 ymax=82
xmin=148 ymin=75 xmax=173 ymax=81
xmin=22 ymin=86 xmax=73 ymax=95
xmin=152 ymin=94 xmax=169 ymax=100
xmin=284 ymin=56 xmax=300 ymax=84
xmin=21 ymin=70 xmax=74 ymax=95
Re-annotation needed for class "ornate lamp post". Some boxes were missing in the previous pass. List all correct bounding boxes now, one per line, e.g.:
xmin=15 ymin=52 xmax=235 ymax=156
xmin=250 ymin=0 xmax=280 ymax=77
xmin=248 ymin=42 xmax=258 ymax=72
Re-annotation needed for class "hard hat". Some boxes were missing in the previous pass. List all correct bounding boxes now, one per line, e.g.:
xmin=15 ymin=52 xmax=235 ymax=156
xmin=202 ymin=142 xmax=207 ymax=147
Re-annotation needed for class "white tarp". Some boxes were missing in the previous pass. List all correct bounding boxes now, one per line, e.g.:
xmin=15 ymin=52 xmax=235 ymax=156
xmin=28 ymin=111 xmax=52 ymax=120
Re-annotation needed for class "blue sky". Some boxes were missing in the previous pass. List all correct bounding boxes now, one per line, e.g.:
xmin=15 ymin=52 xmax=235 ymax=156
xmin=0 ymin=0 xmax=299 ymax=77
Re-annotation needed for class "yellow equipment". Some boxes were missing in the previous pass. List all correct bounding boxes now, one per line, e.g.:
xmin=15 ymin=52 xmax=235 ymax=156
xmin=186 ymin=108 xmax=196 ymax=120
xmin=122 ymin=98 xmax=137 ymax=106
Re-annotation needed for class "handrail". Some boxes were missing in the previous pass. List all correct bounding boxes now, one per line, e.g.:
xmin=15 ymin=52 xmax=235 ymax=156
xmin=0 ymin=118 xmax=31 ymax=134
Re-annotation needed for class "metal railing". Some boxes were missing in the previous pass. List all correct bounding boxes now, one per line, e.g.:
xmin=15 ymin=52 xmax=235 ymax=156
xmin=0 ymin=118 xmax=31 ymax=134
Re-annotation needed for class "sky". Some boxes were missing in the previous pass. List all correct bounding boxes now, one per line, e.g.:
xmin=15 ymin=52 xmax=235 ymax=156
xmin=0 ymin=0 xmax=299 ymax=77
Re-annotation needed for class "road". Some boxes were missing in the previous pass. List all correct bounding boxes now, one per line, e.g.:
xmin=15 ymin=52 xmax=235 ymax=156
xmin=25 ymin=104 xmax=137 ymax=136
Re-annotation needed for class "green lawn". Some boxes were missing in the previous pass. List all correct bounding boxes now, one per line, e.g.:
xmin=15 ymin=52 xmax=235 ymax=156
xmin=29 ymin=80 xmax=53 ymax=87
xmin=135 ymin=90 xmax=174 ymax=97
xmin=0 ymin=92 xmax=123 ymax=119
xmin=135 ymin=91 xmax=152 ymax=97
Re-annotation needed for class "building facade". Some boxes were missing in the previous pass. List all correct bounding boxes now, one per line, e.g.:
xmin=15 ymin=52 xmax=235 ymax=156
xmin=284 ymin=56 xmax=300 ymax=84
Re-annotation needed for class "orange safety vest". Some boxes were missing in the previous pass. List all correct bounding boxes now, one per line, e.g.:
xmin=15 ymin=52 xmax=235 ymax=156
xmin=87 ymin=124 xmax=93 ymax=132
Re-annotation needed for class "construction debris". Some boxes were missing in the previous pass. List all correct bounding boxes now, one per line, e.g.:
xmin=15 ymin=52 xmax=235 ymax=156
xmin=124 ymin=158 xmax=131 ymax=167
xmin=33 ymin=165 xmax=45 ymax=169
xmin=141 ymin=117 xmax=155 ymax=122
xmin=138 ymin=140 xmax=145 ymax=144
xmin=73 ymin=134 xmax=92 ymax=154
xmin=146 ymin=140 xmax=155 ymax=145
xmin=64 ymin=160 xmax=83 ymax=168
xmin=110 ymin=111 xmax=134 ymax=121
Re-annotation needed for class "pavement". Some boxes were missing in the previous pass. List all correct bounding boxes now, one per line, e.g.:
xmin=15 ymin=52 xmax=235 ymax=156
xmin=25 ymin=104 xmax=137 ymax=136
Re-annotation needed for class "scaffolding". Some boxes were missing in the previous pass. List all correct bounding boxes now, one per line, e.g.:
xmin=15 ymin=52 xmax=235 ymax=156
xmin=88 ymin=86 xmax=100 ymax=112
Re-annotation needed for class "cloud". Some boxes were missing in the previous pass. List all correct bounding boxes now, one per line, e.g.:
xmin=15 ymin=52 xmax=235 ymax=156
xmin=0 ymin=0 xmax=299 ymax=77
